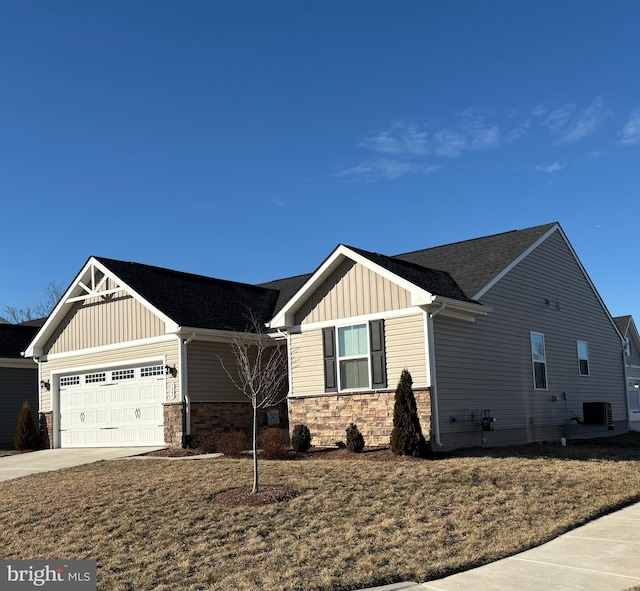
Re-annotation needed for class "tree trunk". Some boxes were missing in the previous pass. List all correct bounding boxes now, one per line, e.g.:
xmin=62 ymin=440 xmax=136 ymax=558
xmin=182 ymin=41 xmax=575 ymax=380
xmin=252 ymin=402 xmax=259 ymax=493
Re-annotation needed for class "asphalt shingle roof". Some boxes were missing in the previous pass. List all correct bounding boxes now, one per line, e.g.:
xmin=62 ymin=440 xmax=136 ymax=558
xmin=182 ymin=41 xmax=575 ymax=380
xmin=0 ymin=325 xmax=40 ymax=358
xmin=347 ymin=246 xmax=478 ymax=303
xmin=394 ymin=222 xmax=557 ymax=298
xmin=95 ymin=257 xmax=281 ymax=332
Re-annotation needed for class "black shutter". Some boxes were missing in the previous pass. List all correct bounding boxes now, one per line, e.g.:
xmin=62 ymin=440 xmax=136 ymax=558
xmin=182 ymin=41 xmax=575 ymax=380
xmin=369 ymin=319 xmax=387 ymax=389
xmin=323 ymin=327 xmax=338 ymax=392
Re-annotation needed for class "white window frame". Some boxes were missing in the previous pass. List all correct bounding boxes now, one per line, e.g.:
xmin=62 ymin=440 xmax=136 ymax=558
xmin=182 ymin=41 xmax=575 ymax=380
xmin=530 ymin=332 xmax=548 ymax=390
xmin=336 ymin=323 xmax=371 ymax=391
xmin=630 ymin=382 xmax=640 ymax=413
xmin=577 ymin=340 xmax=589 ymax=376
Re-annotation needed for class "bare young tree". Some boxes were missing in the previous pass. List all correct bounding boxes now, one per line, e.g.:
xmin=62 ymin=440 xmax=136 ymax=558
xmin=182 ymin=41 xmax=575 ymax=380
xmin=2 ymin=280 xmax=65 ymax=323
xmin=218 ymin=313 xmax=290 ymax=493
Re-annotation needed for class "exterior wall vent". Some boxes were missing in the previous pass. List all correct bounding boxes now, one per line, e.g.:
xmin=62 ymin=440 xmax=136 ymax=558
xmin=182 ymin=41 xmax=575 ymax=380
xmin=583 ymin=402 xmax=614 ymax=430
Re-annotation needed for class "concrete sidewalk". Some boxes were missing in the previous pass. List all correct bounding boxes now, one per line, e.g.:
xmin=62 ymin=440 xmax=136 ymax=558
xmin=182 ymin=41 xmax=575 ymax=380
xmin=0 ymin=447 xmax=164 ymax=482
xmin=366 ymin=502 xmax=640 ymax=591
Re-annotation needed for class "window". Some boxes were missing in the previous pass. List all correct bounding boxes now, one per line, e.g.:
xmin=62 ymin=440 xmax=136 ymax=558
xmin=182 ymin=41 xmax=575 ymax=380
xmin=60 ymin=376 xmax=80 ymax=387
xmin=630 ymin=382 xmax=640 ymax=413
xmin=141 ymin=365 xmax=164 ymax=377
xmin=85 ymin=372 xmax=106 ymax=384
xmin=112 ymin=369 xmax=135 ymax=381
xmin=577 ymin=341 xmax=589 ymax=376
xmin=323 ymin=320 xmax=386 ymax=392
xmin=530 ymin=332 xmax=547 ymax=389
xmin=338 ymin=324 xmax=370 ymax=390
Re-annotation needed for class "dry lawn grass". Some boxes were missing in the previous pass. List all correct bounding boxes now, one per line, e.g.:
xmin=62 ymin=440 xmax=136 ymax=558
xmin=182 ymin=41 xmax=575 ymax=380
xmin=1 ymin=434 xmax=639 ymax=591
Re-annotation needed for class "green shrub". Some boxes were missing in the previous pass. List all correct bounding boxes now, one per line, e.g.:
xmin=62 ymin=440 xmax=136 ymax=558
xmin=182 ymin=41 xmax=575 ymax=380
xmin=345 ymin=423 xmax=365 ymax=453
xmin=258 ymin=428 xmax=291 ymax=459
xmin=215 ymin=430 xmax=250 ymax=456
xmin=390 ymin=369 xmax=428 ymax=457
xmin=14 ymin=400 xmax=40 ymax=451
xmin=290 ymin=424 xmax=312 ymax=453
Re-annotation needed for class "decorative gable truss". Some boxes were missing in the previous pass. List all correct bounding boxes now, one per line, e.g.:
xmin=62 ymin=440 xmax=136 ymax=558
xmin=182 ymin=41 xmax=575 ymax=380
xmin=25 ymin=258 xmax=178 ymax=358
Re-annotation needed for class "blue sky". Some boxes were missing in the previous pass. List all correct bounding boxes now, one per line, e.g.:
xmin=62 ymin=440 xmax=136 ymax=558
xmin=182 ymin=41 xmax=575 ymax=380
xmin=1 ymin=0 xmax=639 ymax=324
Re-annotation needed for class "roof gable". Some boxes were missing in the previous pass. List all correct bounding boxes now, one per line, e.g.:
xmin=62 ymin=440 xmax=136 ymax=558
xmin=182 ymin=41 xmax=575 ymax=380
xmin=25 ymin=256 xmax=282 ymax=357
xmin=394 ymin=222 xmax=558 ymax=299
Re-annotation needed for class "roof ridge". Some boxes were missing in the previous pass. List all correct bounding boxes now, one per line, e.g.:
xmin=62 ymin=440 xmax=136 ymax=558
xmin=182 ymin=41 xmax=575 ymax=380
xmin=94 ymin=256 xmax=279 ymax=294
xmin=393 ymin=222 xmax=557 ymax=258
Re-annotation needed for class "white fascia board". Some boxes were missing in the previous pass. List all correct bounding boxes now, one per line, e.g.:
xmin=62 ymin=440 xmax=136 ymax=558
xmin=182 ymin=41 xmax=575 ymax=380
xmin=24 ymin=257 xmax=179 ymax=358
xmin=42 ymin=334 xmax=177 ymax=362
xmin=290 ymin=306 xmax=424 ymax=334
xmin=425 ymin=296 xmax=491 ymax=322
xmin=269 ymin=245 xmax=432 ymax=329
xmin=472 ymin=224 xmax=559 ymax=301
xmin=174 ymin=326 xmax=275 ymax=343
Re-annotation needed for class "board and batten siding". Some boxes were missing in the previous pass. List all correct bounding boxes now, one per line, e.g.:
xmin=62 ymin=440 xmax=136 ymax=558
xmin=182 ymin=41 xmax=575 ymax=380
xmin=290 ymin=314 xmax=426 ymax=396
xmin=45 ymin=293 xmax=165 ymax=355
xmin=40 ymin=340 xmax=179 ymax=412
xmin=433 ymin=230 xmax=627 ymax=449
xmin=295 ymin=259 xmax=412 ymax=325
xmin=187 ymin=340 xmax=251 ymax=403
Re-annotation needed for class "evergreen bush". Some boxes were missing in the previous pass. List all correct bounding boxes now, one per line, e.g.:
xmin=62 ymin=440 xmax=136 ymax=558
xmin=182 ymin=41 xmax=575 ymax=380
xmin=14 ymin=400 xmax=40 ymax=451
xmin=290 ymin=424 xmax=312 ymax=453
xmin=345 ymin=423 xmax=365 ymax=453
xmin=389 ymin=369 xmax=428 ymax=457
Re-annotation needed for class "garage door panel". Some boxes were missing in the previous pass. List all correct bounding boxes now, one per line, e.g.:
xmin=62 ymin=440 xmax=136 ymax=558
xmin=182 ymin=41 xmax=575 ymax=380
xmin=58 ymin=365 xmax=166 ymax=448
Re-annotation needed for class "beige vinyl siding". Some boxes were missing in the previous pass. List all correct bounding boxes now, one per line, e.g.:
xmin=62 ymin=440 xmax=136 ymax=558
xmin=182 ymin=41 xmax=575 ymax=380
xmin=433 ymin=230 xmax=627 ymax=449
xmin=45 ymin=292 xmax=165 ymax=354
xmin=290 ymin=330 xmax=325 ymax=395
xmin=187 ymin=340 xmax=249 ymax=403
xmin=295 ymin=259 xmax=411 ymax=325
xmin=385 ymin=314 xmax=427 ymax=388
xmin=40 ymin=340 xmax=179 ymax=412
xmin=291 ymin=314 xmax=427 ymax=396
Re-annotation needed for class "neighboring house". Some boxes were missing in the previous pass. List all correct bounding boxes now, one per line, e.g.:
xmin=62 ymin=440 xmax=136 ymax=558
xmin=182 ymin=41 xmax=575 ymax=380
xmin=0 ymin=322 xmax=42 ymax=447
xmin=269 ymin=222 xmax=629 ymax=450
xmin=614 ymin=315 xmax=640 ymax=432
xmin=24 ymin=257 xmax=293 ymax=449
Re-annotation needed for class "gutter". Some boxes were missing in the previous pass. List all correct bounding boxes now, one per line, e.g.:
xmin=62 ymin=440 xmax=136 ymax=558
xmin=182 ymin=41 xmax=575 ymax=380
xmin=178 ymin=332 xmax=197 ymax=445
xmin=425 ymin=302 xmax=446 ymax=448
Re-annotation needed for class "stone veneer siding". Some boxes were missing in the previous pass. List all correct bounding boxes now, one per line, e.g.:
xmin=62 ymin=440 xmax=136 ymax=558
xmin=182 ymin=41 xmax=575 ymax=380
xmin=163 ymin=403 xmax=185 ymax=447
xmin=184 ymin=400 xmax=289 ymax=447
xmin=288 ymin=389 xmax=431 ymax=447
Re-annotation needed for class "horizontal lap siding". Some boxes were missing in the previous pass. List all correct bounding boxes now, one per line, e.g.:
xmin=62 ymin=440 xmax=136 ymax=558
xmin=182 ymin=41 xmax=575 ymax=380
xmin=295 ymin=260 xmax=411 ymax=325
xmin=46 ymin=294 xmax=165 ymax=354
xmin=0 ymin=367 xmax=38 ymax=447
xmin=291 ymin=314 xmax=426 ymax=396
xmin=40 ymin=340 xmax=179 ymax=412
xmin=186 ymin=340 xmax=248 ymax=403
xmin=434 ymin=231 xmax=626 ymax=448
xmin=385 ymin=314 xmax=427 ymax=388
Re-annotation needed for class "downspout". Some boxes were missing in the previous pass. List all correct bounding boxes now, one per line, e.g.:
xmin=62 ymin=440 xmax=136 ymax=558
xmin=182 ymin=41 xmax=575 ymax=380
xmin=622 ymin=337 xmax=631 ymax=431
xmin=179 ymin=332 xmax=196 ymax=446
xmin=425 ymin=302 xmax=446 ymax=448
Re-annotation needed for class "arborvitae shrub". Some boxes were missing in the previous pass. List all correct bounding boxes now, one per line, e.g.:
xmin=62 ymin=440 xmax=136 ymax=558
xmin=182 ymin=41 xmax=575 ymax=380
xmin=258 ymin=428 xmax=291 ymax=459
xmin=214 ymin=430 xmax=250 ymax=456
xmin=14 ymin=400 xmax=40 ymax=450
xmin=345 ymin=423 xmax=365 ymax=453
xmin=389 ymin=369 xmax=428 ymax=457
xmin=290 ymin=424 xmax=312 ymax=453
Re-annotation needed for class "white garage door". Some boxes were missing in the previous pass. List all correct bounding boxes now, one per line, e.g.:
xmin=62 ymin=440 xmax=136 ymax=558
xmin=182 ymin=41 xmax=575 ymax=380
xmin=58 ymin=364 xmax=165 ymax=447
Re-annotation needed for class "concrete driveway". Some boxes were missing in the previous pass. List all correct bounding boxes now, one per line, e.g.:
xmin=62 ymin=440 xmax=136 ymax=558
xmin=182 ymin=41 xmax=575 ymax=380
xmin=0 ymin=447 xmax=164 ymax=482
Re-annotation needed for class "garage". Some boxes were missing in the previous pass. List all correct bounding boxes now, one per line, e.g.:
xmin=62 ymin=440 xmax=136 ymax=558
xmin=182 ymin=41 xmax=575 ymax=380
xmin=58 ymin=363 xmax=165 ymax=447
